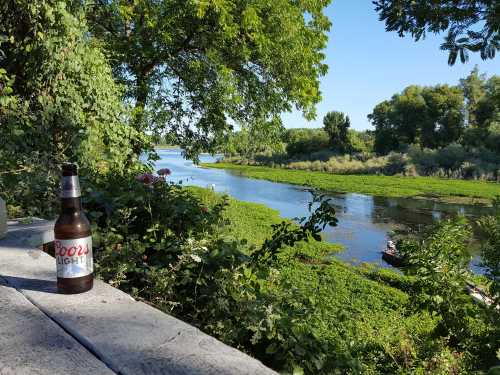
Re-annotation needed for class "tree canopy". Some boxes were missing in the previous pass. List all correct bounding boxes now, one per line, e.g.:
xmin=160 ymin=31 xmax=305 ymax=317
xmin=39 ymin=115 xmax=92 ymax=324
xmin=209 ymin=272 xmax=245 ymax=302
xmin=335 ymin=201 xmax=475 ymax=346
xmin=374 ymin=0 xmax=500 ymax=65
xmin=368 ymin=85 xmax=465 ymax=154
xmin=323 ymin=110 xmax=351 ymax=153
xmin=369 ymin=69 xmax=500 ymax=155
xmin=86 ymin=0 xmax=332 ymax=158
xmin=0 ymin=1 xmax=150 ymax=215
xmin=459 ymin=65 xmax=487 ymax=126
xmin=0 ymin=1 xmax=151 ymax=173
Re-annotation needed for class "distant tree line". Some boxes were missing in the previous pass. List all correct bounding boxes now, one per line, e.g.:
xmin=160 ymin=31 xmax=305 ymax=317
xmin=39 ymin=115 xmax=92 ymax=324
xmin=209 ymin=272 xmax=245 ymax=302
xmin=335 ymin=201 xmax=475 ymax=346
xmin=369 ymin=67 xmax=500 ymax=155
xmin=221 ymin=68 xmax=499 ymax=181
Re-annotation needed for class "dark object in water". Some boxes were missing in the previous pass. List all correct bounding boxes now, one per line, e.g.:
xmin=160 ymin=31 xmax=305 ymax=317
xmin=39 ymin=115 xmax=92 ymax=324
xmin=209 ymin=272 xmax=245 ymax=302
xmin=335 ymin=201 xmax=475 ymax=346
xmin=465 ymin=282 xmax=497 ymax=308
xmin=382 ymin=250 xmax=405 ymax=267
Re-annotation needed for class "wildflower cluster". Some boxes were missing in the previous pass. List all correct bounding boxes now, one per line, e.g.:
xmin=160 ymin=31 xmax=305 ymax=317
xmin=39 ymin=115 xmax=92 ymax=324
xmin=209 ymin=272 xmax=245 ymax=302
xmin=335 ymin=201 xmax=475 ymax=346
xmin=135 ymin=168 xmax=172 ymax=185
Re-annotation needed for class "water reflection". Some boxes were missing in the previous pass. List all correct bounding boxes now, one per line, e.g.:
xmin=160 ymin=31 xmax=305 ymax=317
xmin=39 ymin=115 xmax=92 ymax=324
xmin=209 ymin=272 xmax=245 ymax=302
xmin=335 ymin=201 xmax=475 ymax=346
xmin=155 ymin=149 xmax=492 ymax=270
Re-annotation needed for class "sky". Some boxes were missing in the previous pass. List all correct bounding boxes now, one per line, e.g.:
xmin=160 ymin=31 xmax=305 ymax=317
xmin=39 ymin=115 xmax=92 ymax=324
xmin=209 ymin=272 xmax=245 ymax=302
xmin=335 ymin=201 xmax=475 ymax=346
xmin=282 ymin=0 xmax=500 ymax=131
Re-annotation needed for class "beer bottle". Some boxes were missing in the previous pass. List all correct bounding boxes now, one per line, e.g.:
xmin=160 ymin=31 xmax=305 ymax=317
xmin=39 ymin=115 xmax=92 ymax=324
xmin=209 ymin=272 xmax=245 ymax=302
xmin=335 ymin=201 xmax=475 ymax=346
xmin=54 ymin=163 xmax=93 ymax=294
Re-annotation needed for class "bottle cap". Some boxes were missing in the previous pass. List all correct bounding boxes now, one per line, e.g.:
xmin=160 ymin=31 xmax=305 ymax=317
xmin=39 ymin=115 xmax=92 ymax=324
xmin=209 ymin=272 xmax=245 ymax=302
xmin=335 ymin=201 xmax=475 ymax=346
xmin=62 ymin=163 xmax=78 ymax=176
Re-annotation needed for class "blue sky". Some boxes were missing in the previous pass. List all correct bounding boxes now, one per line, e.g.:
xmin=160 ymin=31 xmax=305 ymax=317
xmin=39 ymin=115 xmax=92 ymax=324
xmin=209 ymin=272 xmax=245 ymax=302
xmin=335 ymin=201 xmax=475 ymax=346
xmin=282 ymin=0 xmax=500 ymax=131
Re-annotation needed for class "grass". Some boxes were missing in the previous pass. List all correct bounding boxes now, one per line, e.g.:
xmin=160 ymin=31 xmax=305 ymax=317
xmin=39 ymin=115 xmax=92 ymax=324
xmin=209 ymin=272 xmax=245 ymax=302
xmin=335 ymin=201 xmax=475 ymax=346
xmin=202 ymin=162 xmax=500 ymax=204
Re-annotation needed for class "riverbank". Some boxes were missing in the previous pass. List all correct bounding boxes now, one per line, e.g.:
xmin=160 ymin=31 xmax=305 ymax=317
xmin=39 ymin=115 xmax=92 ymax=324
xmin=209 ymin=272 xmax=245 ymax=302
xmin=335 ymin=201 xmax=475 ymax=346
xmin=201 ymin=163 xmax=500 ymax=204
xmin=154 ymin=144 xmax=180 ymax=149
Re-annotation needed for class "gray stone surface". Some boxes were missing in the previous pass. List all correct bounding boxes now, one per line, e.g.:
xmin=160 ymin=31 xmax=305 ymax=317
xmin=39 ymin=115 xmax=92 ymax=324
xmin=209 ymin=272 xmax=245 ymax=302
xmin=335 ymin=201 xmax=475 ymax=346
xmin=0 ymin=220 xmax=276 ymax=375
xmin=0 ymin=278 xmax=114 ymax=375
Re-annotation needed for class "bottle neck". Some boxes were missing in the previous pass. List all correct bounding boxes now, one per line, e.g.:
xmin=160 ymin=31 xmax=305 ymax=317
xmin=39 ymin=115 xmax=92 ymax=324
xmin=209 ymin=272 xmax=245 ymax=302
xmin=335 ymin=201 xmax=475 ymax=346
xmin=60 ymin=197 xmax=82 ymax=213
xmin=60 ymin=175 xmax=81 ymax=199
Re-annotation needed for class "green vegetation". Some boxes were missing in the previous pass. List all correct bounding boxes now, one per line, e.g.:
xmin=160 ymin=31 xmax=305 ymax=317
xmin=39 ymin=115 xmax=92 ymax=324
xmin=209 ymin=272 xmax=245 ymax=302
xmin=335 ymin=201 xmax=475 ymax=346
xmin=202 ymin=162 xmax=500 ymax=203
xmin=2 ymin=1 xmax=499 ymax=373
xmin=284 ymin=128 xmax=330 ymax=157
xmin=207 ymin=188 xmax=342 ymax=257
xmin=369 ymin=74 xmax=500 ymax=156
xmin=0 ymin=1 xmax=151 ymax=218
xmin=369 ymin=85 xmax=465 ymax=153
xmin=477 ymin=198 xmax=500 ymax=307
xmin=90 ymin=176 xmax=499 ymax=373
xmin=0 ymin=0 xmax=333 ymax=216
xmin=154 ymin=144 xmax=180 ymax=150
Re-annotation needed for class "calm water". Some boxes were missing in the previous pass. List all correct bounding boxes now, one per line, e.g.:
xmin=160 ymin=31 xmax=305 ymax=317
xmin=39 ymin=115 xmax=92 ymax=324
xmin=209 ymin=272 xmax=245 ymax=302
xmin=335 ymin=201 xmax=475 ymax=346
xmin=155 ymin=149 xmax=491 ymax=270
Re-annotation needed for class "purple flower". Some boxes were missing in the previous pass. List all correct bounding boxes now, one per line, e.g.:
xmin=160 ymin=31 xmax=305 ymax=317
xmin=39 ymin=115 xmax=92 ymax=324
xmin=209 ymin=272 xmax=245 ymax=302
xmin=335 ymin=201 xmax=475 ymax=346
xmin=157 ymin=168 xmax=171 ymax=176
xmin=135 ymin=173 xmax=155 ymax=184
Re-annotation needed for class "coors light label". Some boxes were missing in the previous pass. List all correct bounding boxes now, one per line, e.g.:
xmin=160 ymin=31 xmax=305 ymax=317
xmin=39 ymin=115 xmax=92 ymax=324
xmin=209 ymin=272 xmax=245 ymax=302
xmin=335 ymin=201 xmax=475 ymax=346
xmin=55 ymin=236 xmax=93 ymax=278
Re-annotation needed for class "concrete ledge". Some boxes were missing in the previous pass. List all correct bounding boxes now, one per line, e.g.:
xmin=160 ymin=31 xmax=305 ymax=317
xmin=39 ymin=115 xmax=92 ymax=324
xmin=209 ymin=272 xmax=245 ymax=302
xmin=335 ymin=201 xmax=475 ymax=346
xmin=0 ymin=278 xmax=115 ymax=375
xmin=0 ymin=220 xmax=276 ymax=375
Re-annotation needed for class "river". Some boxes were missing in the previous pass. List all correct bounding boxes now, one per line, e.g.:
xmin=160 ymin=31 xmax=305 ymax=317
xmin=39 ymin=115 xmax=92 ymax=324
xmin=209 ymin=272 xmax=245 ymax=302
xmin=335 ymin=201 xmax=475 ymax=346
xmin=155 ymin=149 xmax=491 ymax=271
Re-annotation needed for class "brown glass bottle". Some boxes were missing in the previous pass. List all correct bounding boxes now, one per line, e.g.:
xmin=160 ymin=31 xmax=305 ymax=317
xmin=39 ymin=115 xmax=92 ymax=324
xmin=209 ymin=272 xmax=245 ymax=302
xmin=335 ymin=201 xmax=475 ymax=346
xmin=54 ymin=163 xmax=93 ymax=294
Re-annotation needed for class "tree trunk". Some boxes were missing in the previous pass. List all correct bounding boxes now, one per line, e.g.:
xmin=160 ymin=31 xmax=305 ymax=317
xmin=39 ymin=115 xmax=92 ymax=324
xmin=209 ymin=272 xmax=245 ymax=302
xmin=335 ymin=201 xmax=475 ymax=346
xmin=129 ymin=63 xmax=156 ymax=162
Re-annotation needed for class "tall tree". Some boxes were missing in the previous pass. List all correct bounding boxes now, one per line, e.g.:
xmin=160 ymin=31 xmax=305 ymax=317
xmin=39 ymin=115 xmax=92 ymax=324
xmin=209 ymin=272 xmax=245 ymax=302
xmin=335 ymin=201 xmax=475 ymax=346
xmin=323 ymin=111 xmax=351 ymax=153
xmin=459 ymin=66 xmax=487 ymax=126
xmin=374 ymin=0 xmax=500 ymax=65
xmin=368 ymin=86 xmax=426 ymax=154
xmin=391 ymin=85 xmax=427 ymax=145
xmin=86 ymin=0 xmax=331 ymax=159
xmin=369 ymin=100 xmax=400 ymax=155
xmin=476 ymin=75 xmax=500 ymax=152
xmin=475 ymin=75 xmax=500 ymax=128
xmin=420 ymin=85 xmax=465 ymax=148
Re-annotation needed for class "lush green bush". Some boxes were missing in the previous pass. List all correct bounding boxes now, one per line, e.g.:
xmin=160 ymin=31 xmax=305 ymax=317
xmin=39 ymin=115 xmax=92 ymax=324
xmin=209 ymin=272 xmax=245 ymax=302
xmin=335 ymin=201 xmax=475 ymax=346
xmin=85 ymin=173 xmax=228 ymax=314
xmin=0 ymin=1 xmax=152 ymax=218
xmin=222 ymin=152 xmax=408 ymax=176
xmin=398 ymin=218 xmax=499 ymax=370
xmin=477 ymin=198 xmax=500 ymax=307
xmin=408 ymin=144 xmax=500 ymax=180
xmin=284 ymin=128 xmax=330 ymax=157
xmin=349 ymin=130 xmax=375 ymax=154
xmin=476 ymin=199 xmax=500 ymax=373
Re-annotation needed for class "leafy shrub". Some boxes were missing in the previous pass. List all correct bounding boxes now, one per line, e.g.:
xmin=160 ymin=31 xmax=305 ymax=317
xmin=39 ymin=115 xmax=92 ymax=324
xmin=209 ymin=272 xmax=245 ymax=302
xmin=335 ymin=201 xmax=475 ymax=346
xmin=349 ymin=130 xmax=375 ymax=154
xmin=285 ymin=128 xmax=330 ymax=156
xmin=0 ymin=1 xmax=152 ymax=218
xmin=399 ymin=218 xmax=499 ymax=369
xmin=383 ymin=152 xmax=408 ymax=175
xmin=485 ymin=124 xmax=500 ymax=154
xmin=436 ymin=143 xmax=468 ymax=171
xmin=477 ymin=198 xmax=500 ymax=308
xmin=224 ymin=137 xmax=500 ymax=181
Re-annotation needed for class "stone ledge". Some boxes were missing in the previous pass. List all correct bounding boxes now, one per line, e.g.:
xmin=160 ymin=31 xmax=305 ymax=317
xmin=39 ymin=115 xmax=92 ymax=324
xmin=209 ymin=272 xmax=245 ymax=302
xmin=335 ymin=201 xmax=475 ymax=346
xmin=0 ymin=220 xmax=276 ymax=375
xmin=0 ymin=278 xmax=115 ymax=375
